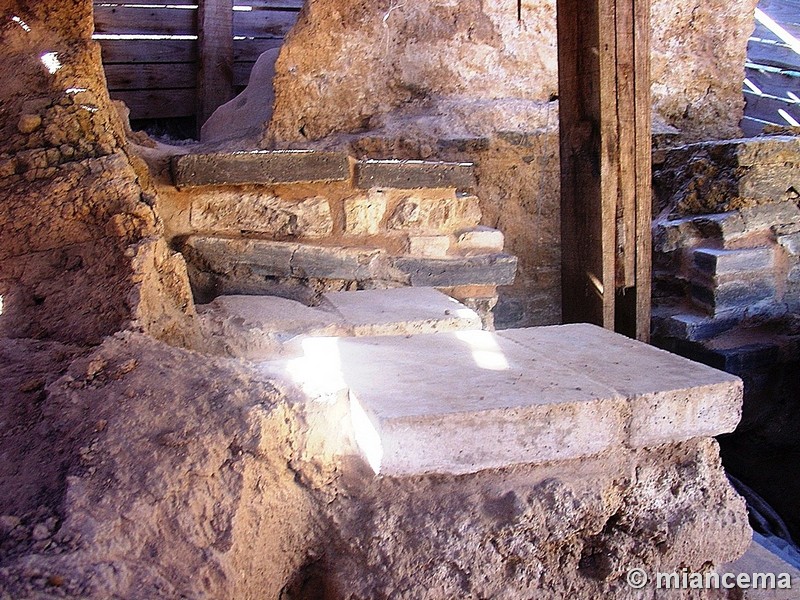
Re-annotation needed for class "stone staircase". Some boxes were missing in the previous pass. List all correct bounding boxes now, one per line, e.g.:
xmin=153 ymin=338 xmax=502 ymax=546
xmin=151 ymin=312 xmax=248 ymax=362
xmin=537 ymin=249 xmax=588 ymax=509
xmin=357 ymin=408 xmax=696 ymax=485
xmin=169 ymin=149 xmax=516 ymax=327
xmin=161 ymin=148 xmax=743 ymax=478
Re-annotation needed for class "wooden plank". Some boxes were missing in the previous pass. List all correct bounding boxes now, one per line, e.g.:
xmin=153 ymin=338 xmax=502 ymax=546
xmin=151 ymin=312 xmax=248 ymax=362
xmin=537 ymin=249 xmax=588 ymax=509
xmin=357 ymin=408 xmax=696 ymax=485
xmin=233 ymin=8 xmax=298 ymax=37
xmin=747 ymin=39 xmax=800 ymax=72
xmin=104 ymin=62 xmax=197 ymax=90
xmin=110 ymin=88 xmax=196 ymax=119
xmin=233 ymin=37 xmax=284 ymax=61
xmin=557 ymin=0 xmax=616 ymax=329
xmin=632 ymin=0 xmax=652 ymax=343
xmin=98 ymin=39 xmax=197 ymax=63
xmin=93 ymin=5 xmax=196 ymax=36
xmin=197 ymin=0 xmax=235 ymax=128
xmin=744 ymin=91 xmax=800 ymax=125
xmin=615 ymin=0 xmax=637 ymax=289
xmin=234 ymin=0 xmax=304 ymax=8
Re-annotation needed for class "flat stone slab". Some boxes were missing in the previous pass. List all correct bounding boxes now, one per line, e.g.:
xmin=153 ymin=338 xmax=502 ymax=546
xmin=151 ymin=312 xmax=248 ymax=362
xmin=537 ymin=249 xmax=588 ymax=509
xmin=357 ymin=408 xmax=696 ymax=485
xmin=324 ymin=287 xmax=481 ymax=336
xmin=498 ymin=324 xmax=742 ymax=448
xmin=199 ymin=289 xmax=481 ymax=358
xmin=355 ymin=159 xmax=476 ymax=190
xmin=172 ymin=150 xmax=350 ymax=188
xmin=181 ymin=236 xmax=389 ymax=282
xmin=261 ymin=323 xmax=741 ymax=475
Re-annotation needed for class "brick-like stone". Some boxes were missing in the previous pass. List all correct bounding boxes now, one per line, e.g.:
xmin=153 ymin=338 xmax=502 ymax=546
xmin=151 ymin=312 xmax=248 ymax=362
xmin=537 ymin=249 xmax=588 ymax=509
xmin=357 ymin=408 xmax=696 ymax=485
xmin=181 ymin=236 xmax=390 ymax=282
xmin=407 ymin=235 xmax=450 ymax=258
xmin=691 ymin=279 xmax=776 ymax=316
xmin=692 ymin=247 xmax=773 ymax=278
xmin=739 ymin=202 xmax=800 ymax=233
xmin=455 ymin=226 xmax=505 ymax=253
xmin=691 ymin=212 xmax=746 ymax=246
xmin=190 ymin=193 xmax=333 ymax=238
xmin=291 ymin=245 xmax=386 ymax=281
xmin=387 ymin=194 xmax=481 ymax=233
xmin=172 ymin=150 xmax=350 ymax=188
xmin=393 ymin=254 xmax=517 ymax=286
xmin=653 ymin=312 xmax=740 ymax=342
xmin=355 ymin=159 xmax=476 ymax=190
xmin=343 ymin=192 xmax=387 ymax=235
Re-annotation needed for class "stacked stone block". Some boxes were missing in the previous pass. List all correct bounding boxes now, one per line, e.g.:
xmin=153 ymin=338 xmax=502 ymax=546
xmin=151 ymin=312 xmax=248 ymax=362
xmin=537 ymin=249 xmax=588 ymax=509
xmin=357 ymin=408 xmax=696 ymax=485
xmin=166 ymin=150 xmax=517 ymax=326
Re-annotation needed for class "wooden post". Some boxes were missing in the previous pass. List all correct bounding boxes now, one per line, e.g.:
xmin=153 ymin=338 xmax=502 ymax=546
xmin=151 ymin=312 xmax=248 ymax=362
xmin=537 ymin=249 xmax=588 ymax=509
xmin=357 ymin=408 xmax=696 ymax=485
xmin=556 ymin=0 xmax=652 ymax=341
xmin=197 ymin=0 xmax=234 ymax=135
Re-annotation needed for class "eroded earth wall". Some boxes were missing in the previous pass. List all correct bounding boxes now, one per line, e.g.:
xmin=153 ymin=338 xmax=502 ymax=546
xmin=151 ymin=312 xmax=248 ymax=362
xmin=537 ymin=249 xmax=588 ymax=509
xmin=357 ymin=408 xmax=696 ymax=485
xmin=0 ymin=0 xmax=197 ymax=346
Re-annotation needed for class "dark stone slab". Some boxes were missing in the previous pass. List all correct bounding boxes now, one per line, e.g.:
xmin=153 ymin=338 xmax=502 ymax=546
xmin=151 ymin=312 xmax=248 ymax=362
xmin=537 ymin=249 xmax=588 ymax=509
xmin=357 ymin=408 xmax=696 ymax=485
xmin=692 ymin=247 xmax=773 ymax=277
xmin=355 ymin=159 xmax=476 ymax=191
xmin=180 ymin=236 xmax=389 ymax=285
xmin=393 ymin=254 xmax=517 ymax=287
xmin=691 ymin=279 xmax=776 ymax=316
xmin=172 ymin=150 xmax=351 ymax=188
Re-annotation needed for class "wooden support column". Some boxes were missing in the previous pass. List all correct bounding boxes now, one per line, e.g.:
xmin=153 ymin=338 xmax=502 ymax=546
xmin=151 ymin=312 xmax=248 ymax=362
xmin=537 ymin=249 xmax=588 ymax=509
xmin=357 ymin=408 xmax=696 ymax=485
xmin=556 ymin=0 xmax=652 ymax=341
xmin=197 ymin=0 xmax=234 ymax=134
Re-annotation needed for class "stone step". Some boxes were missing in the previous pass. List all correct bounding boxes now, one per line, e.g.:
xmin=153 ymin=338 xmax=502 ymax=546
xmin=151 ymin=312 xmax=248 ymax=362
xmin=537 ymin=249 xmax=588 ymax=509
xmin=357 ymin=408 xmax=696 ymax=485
xmin=172 ymin=149 xmax=477 ymax=191
xmin=354 ymin=158 xmax=475 ymax=191
xmin=179 ymin=235 xmax=517 ymax=299
xmin=198 ymin=288 xmax=482 ymax=359
xmin=172 ymin=150 xmax=351 ymax=188
xmin=692 ymin=246 xmax=774 ymax=280
xmin=258 ymin=323 xmax=742 ymax=475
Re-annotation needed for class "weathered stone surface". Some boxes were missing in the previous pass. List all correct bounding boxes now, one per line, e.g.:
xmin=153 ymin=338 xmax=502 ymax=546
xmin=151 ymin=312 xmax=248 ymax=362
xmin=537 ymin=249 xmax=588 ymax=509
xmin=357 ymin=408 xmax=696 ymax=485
xmin=0 ymin=7 xmax=196 ymax=346
xmin=355 ymin=159 xmax=475 ymax=191
xmin=654 ymin=138 xmax=800 ymax=217
xmin=739 ymin=202 xmax=800 ymax=233
xmin=324 ymin=287 xmax=482 ymax=336
xmin=182 ymin=236 xmax=394 ymax=283
xmin=343 ymin=191 xmax=387 ymax=235
xmin=393 ymin=253 xmax=518 ymax=286
xmin=172 ymin=150 xmax=350 ymax=188
xmin=260 ymin=324 xmax=741 ymax=474
xmin=455 ymin=226 xmax=505 ymax=253
xmin=387 ymin=193 xmax=481 ymax=232
xmin=499 ymin=324 xmax=743 ymax=448
xmin=200 ymin=48 xmax=280 ymax=144
xmin=653 ymin=311 xmax=741 ymax=342
xmin=777 ymin=232 xmax=800 ymax=256
xmin=407 ymin=234 xmax=450 ymax=257
xmin=269 ymin=329 xmax=628 ymax=474
xmin=268 ymin=0 xmax=755 ymax=143
xmin=691 ymin=279 xmax=777 ymax=316
xmin=693 ymin=247 xmax=774 ymax=278
xmin=198 ymin=294 xmax=350 ymax=358
xmin=190 ymin=192 xmax=333 ymax=238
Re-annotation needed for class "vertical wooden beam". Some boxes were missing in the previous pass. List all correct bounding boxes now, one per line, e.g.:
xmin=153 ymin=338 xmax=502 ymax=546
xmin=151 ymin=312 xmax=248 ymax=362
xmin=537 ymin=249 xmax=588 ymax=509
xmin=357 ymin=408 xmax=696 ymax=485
xmin=557 ymin=0 xmax=652 ymax=341
xmin=556 ymin=0 xmax=618 ymax=329
xmin=633 ymin=0 xmax=653 ymax=342
xmin=197 ymin=0 xmax=234 ymax=134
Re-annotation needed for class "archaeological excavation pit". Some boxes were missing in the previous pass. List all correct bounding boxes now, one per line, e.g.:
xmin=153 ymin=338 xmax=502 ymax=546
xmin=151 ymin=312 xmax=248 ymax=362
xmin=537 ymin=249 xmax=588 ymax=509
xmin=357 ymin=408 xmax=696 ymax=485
xmin=1 ymin=0 xmax=799 ymax=598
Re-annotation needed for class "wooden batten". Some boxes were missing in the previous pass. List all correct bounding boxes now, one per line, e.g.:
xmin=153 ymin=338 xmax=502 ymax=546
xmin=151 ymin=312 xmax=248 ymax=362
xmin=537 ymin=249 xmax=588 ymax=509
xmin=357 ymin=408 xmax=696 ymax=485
xmin=557 ymin=0 xmax=652 ymax=341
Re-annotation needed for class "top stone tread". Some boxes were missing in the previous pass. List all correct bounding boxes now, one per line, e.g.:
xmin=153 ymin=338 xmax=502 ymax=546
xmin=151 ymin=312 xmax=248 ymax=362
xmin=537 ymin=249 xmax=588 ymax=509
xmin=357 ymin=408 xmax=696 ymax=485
xmin=172 ymin=150 xmax=351 ymax=188
xmin=355 ymin=159 xmax=476 ymax=191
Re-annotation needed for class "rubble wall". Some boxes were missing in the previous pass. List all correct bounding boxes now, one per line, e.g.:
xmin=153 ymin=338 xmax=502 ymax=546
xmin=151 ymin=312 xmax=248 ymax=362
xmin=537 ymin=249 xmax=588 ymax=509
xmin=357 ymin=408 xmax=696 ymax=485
xmin=0 ymin=1 xmax=197 ymax=346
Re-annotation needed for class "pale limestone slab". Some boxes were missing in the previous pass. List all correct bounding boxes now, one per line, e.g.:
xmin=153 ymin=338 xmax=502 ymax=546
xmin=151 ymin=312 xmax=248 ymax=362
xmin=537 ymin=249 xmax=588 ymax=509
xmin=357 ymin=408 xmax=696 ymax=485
xmin=498 ymin=324 xmax=742 ymax=448
xmin=323 ymin=287 xmax=481 ymax=336
xmin=323 ymin=330 xmax=627 ymax=475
